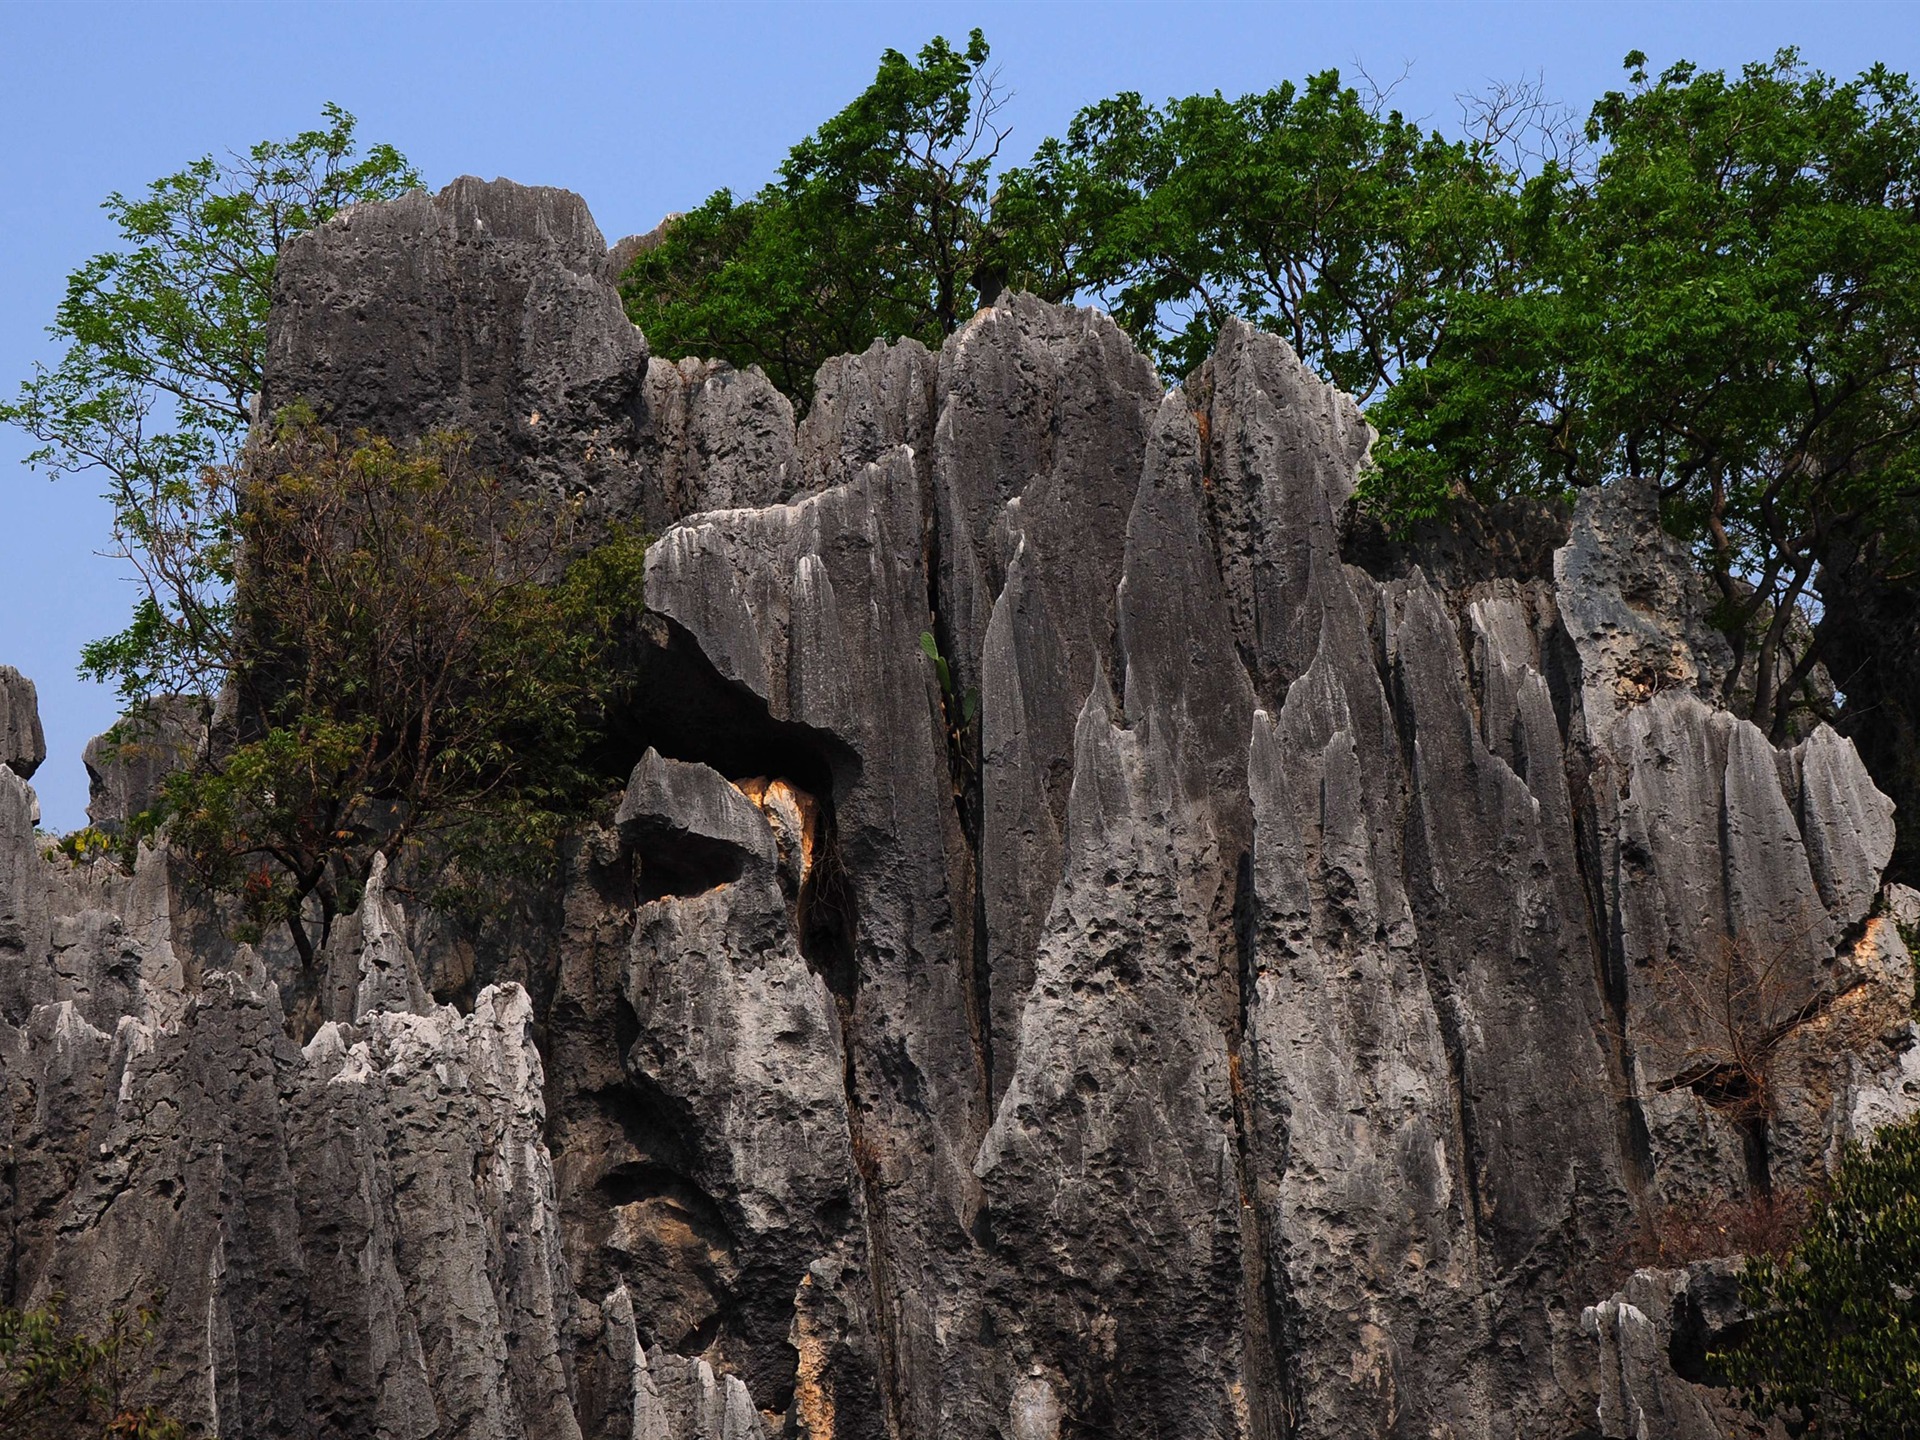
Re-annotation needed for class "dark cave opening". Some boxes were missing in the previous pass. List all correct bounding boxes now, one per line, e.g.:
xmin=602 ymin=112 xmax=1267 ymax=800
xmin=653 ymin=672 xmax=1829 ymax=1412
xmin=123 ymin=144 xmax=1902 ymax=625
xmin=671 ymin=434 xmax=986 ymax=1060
xmin=573 ymin=609 xmax=868 ymax=1423
xmin=606 ymin=611 xmax=858 ymax=806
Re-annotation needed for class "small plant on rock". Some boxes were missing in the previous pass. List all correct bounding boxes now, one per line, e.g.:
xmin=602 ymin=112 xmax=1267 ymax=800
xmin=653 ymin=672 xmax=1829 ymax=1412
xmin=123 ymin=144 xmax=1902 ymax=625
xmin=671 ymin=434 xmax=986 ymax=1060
xmin=0 ymin=1297 xmax=182 ymax=1440
xmin=918 ymin=628 xmax=979 ymax=801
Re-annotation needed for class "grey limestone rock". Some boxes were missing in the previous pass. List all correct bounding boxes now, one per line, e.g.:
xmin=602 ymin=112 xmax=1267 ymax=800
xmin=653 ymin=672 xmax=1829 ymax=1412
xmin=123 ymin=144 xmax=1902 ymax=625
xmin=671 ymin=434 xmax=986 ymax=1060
xmin=311 ymin=851 xmax=434 ymax=1026
xmin=81 ymin=696 xmax=204 ymax=835
xmin=264 ymin=177 xmax=643 ymax=508
xmin=797 ymin=336 xmax=938 ymax=492
xmin=0 ymin=665 xmax=45 ymax=779
xmin=1556 ymin=474 xmax=1733 ymax=735
xmin=633 ymin=355 xmax=799 ymax=526
xmin=617 ymin=748 xmax=779 ymax=874
xmin=0 ymin=765 xmax=50 ymax=1001
xmin=3 ymin=182 xmax=1914 ymax=1440
xmin=264 ymin=177 xmax=802 ymax=542
xmin=615 ymin=751 xmax=861 ymax=1408
xmin=1582 ymin=1262 xmax=1778 ymax=1440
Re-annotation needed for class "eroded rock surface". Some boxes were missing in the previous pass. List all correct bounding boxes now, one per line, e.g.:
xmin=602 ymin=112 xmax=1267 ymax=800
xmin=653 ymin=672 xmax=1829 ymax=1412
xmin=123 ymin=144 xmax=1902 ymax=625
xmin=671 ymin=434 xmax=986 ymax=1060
xmin=4 ymin=178 xmax=1914 ymax=1439
xmin=81 ymin=696 xmax=205 ymax=836
xmin=0 ymin=666 xmax=44 ymax=780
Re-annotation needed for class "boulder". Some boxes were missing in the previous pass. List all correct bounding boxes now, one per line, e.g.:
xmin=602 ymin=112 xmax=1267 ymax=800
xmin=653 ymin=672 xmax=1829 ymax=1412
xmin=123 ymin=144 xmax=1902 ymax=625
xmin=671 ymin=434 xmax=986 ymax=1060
xmin=81 ymin=697 xmax=203 ymax=835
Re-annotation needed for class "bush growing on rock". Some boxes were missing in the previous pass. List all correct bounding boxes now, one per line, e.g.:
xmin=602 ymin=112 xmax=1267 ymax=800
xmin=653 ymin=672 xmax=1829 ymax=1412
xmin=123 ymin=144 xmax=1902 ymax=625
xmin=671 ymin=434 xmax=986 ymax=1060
xmin=146 ymin=416 xmax=650 ymax=965
xmin=0 ymin=1298 xmax=181 ymax=1439
xmin=1715 ymin=1113 xmax=1920 ymax=1437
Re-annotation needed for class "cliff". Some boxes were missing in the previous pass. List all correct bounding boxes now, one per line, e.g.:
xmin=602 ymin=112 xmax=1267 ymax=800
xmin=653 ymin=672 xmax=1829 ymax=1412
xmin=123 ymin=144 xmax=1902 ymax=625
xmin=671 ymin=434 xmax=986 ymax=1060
xmin=2 ymin=177 xmax=1914 ymax=1440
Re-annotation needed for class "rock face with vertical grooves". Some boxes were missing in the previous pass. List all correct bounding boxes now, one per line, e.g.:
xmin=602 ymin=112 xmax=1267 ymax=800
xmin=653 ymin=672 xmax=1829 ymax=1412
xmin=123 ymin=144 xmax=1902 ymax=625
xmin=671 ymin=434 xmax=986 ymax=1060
xmin=3 ymin=177 xmax=1915 ymax=1438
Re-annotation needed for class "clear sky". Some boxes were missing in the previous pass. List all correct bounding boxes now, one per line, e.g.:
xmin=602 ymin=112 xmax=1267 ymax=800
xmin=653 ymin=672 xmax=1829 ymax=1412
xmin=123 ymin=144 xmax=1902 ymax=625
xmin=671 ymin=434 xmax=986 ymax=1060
xmin=5 ymin=0 xmax=1918 ymax=828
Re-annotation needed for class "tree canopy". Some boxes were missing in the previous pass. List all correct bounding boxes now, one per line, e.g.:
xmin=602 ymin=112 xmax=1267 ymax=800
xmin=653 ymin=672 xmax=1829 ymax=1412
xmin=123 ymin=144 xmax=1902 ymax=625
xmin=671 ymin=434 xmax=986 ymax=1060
xmin=994 ymin=70 xmax=1517 ymax=398
xmin=621 ymin=30 xmax=1012 ymax=406
xmin=0 ymin=104 xmax=419 ymax=704
xmin=150 ymin=417 xmax=648 ymax=965
xmin=1371 ymin=51 xmax=1920 ymax=739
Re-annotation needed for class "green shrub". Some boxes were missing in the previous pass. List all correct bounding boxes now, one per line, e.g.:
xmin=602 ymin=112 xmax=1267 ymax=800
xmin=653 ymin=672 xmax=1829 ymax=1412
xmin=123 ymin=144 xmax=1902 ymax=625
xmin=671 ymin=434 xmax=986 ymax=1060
xmin=148 ymin=418 xmax=649 ymax=965
xmin=1715 ymin=1114 xmax=1920 ymax=1438
xmin=0 ymin=1298 xmax=181 ymax=1439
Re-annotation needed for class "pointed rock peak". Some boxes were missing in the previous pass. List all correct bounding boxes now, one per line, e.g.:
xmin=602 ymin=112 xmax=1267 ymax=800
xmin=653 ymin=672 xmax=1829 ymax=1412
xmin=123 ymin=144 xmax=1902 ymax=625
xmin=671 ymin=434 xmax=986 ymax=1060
xmin=1555 ymin=475 xmax=1734 ymax=731
xmin=0 ymin=666 xmax=45 ymax=780
xmin=349 ymin=853 xmax=432 ymax=1022
xmin=1197 ymin=316 xmax=1373 ymax=473
xmin=1081 ymin=657 xmax=1120 ymax=730
xmin=604 ymin=213 xmax=678 ymax=284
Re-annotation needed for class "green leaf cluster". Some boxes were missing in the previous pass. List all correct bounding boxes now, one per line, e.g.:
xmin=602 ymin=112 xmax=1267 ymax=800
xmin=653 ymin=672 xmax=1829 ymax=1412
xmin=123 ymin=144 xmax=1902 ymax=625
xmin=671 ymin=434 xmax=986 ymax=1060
xmin=0 ymin=105 xmax=419 ymax=703
xmin=0 ymin=1298 xmax=181 ymax=1439
xmin=621 ymin=30 xmax=1009 ymax=406
xmin=46 ymin=826 xmax=124 ymax=867
xmin=918 ymin=628 xmax=979 ymax=725
xmin=1715 ymin=1114 xmax=1920 ymax=1437
xmin=998 ymin=71 xmax=1512 ymax=396
xmin=148 ymin=420 xmax=649 ymax=964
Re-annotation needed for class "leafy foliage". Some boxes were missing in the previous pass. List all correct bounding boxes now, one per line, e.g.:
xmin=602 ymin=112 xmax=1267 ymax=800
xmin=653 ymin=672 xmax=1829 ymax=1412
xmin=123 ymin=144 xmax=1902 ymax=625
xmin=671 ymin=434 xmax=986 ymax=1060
xmin=918 ymin=628 xmax=980 ymax=802
xmin=1369 ymin=50 xmax=1920 ymax=738
xmin=621 ymin=30 xmax=1011 ymax=405
xmin=1715 ymin=1115 xmax=1920 ymax=1438
xmin=996 ymin=71 xmax=1518 ymax=396
xmin=0 ymin=105 xmax=419 ymax=703
xmin=149 ymin=418 xmax=648 ymax=965
xmin=625 ymin=38 xmax=1920 ymax=742
xmin=0 ymin=1298 xmax=181 ymax=1439
xmin=47 ymin=827 xmax=124 ymax=867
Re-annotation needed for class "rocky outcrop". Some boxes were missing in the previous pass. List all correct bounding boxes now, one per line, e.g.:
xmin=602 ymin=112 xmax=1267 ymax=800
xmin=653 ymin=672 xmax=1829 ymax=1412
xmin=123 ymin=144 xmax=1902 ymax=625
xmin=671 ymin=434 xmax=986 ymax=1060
xmin=3 ymin=178 xmax=1914 ymax=1439
xmin=261 ymin=178 xmax=801 ymax=538
xmin=1582 ymin=1260 xmax=1778 ymax=1440
xmin=81 ymin=696 xmax=205 ymax=835
xmin=0 ymin=665 xmax=44 ymax=780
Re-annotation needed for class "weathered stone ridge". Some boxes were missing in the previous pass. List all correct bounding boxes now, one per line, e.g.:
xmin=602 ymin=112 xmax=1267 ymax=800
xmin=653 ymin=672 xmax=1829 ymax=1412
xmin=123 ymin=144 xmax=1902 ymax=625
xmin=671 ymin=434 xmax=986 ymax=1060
xmin=2 ymin=177 xmax=1914 ymax=1438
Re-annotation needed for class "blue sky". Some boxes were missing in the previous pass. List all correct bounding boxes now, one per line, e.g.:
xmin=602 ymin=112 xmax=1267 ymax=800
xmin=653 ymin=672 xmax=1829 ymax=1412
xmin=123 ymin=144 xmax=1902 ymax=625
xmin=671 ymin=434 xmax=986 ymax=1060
xmin=5 ymin=0 xmax=1918 ymax=827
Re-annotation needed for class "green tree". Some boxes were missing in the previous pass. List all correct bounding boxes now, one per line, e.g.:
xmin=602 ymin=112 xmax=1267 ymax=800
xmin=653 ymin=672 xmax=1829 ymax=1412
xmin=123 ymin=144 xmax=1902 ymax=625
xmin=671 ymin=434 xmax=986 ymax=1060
xmin=1715 ymin=1114 xmax=1920 ymax=1438
xmin=621 ymin=30 xmax=1011 ymax=406
xmin=152 ymin=417 xmax=648 ymax=966
xmin=0 ymin=105 xmax=419 ymax=704
xmin=1368 ymin=51 xmax=1920 ymax=739
xmin=0 ymin=1298 xmax=181 ymax=1439
xmin=995 ymin=70 xmax=1520 ymax=397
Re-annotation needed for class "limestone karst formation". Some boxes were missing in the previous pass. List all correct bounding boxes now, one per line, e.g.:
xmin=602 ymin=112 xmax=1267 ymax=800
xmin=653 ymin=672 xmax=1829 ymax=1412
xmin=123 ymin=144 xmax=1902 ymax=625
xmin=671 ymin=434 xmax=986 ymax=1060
xmin=3 ymin=177 xmax=1916 ymax=1439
